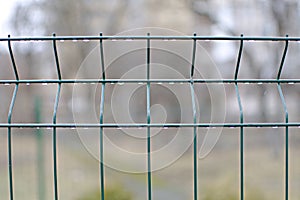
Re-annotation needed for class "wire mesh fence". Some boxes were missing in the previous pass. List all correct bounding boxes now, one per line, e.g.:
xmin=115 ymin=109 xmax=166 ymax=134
xmin=0 ymin=34 xmax=300 ymax=200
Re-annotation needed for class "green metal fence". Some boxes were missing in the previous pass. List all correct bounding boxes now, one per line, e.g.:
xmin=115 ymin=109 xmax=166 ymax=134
xmin=0 ymin=34 xmax=299 ymax=200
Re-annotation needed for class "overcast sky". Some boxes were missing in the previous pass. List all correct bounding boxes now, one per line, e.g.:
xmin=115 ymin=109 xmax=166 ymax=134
xmin=0 ymin=0 xmax=20 ymax=37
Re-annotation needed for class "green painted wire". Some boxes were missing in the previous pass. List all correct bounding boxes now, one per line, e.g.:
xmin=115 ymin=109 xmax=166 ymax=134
xmin=234 ymin=35 xmax=244 ymax=200
xmin=99 ymin=32 xmax=106 ymax=200
xmin=277 ymin=36 xmax=289 ymax=200
xmin=52 ymin=33 xmax=62 ymax=200
xmin=146 ymin=33 xmax=152 ymax=200
xmin=7 ymin=35 xmax=20 ymax=200
xmin=190 ymin=33 xmax=198 ymax=200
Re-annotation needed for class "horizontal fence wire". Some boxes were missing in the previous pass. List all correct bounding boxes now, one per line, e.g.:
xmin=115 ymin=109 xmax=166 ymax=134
xmin=0 ymin=122 xmax=300 ymax=128
xmin=1 ymin=34 xmax=299 ymax=200
xmin=1 ymin=35 xmax=300 ymax=41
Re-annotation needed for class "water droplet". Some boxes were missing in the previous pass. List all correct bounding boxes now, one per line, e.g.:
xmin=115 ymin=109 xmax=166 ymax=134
xmin=47 ymin=127 xmax=51 ymax=130
xmin=258 ymin=82 xmax=263 ymax=85
xmin=59 ymin=40 xmax=65 ymax=43
xmin=4 ymin=83 xmax=10 ymax=86
xmin=298 ymin=126 xmax=300 ymax=129
xmin=163 ymin=127 xmax=169 ymax=129
xmin=229 ymin=126 xmax=235 ymax=129
xmin=157 ymin=82 xmax=163 ymax=85
xmin=245 ymin=82 xmax=250 ymax=85
xmin=26 ymin=83 xmax=30 ymax=86
xmin=169 ymin=82 xmax=175 ymax=85
xmin=118 ymin=82 xmax=124 ymax=86
xmin=272 ymin=126 xmax=279 ymax=129
xmin=110 ymin=82 xmax=115 ymax=85
xmin=288 ymin=82 xmax=295 ymax=85
xmin=71 ymin=127 xmax=75 ymax=130
xmin=72 ymin=39 xmax=78 ymax=42
xmin=42 ymin=83 xmax=48 ymax=86
xmin=83 ymin=39 xmax=90 ymax=42
xmin=112 ymin=39 xmax=117 ymax=42
xmin=117 ymin=127 xmax=122 ymax=130
xmin=91 ymin=82 xmax=96 ymax=85
xmin=138 ymin=82 xmax=144 ymax=85
xmin=36 ymin=127 xmax=40 ymax=130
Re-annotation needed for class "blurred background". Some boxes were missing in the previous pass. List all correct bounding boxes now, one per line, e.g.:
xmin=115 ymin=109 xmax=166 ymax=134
xmin=0 ymin=0 xmax=300 ymax=199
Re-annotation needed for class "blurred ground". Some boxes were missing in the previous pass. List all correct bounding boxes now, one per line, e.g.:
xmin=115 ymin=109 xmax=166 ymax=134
xmin=0 ymin=127 xmax=299 ymax=200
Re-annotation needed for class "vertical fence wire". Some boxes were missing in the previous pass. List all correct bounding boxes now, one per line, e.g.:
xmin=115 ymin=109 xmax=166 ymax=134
xmin=276 ymin=36 xmax=289 ymax=200
xmin=190 ymin=33 xmax=198 ymax=200
xmin=99 ymin=32 xmax=106 ymax=200
xmin=146 ymin=33 xmax=152 ymax=200
xmin=52 ymin=33 xmax=62 ymax=200
xmin=7 ymin=35 xmax=20 ymax=200
xmin=234 ymin=35 xmax=244 ymax=200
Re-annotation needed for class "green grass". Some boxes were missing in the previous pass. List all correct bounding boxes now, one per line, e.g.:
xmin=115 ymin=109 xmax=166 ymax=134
xmin=77 ymin=185 xmax=133 ymax=200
